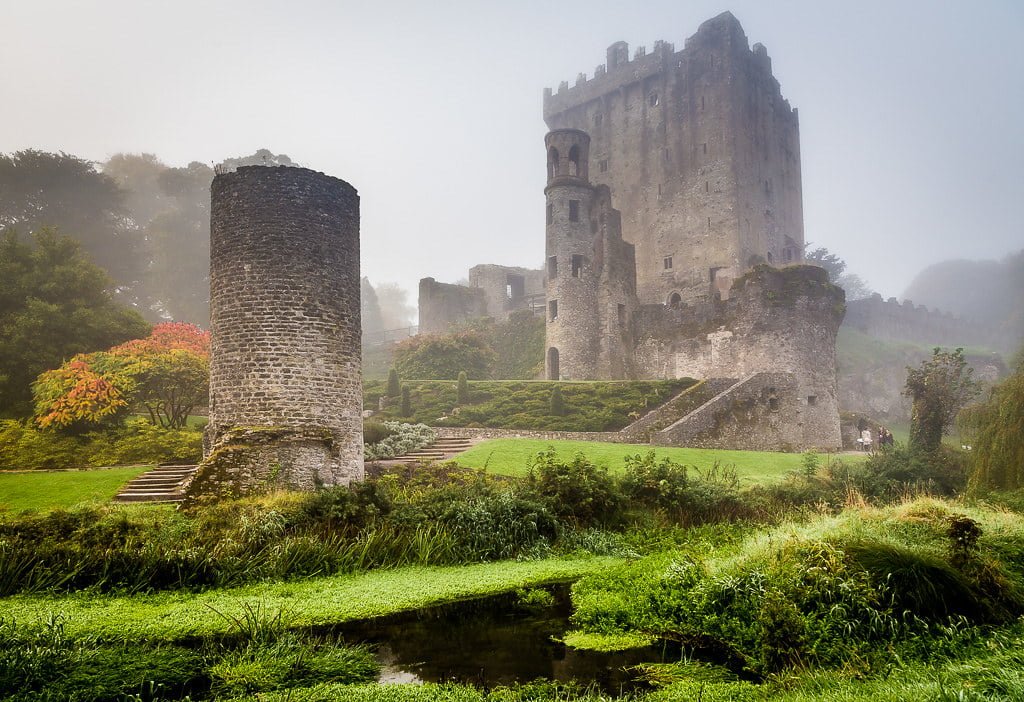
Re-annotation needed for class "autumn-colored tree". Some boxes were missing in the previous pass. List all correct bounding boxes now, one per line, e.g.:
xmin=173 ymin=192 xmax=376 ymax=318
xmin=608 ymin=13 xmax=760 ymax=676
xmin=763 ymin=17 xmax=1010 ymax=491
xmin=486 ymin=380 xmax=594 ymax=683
xmin=33 ymin=322 xmax=210 ymax=430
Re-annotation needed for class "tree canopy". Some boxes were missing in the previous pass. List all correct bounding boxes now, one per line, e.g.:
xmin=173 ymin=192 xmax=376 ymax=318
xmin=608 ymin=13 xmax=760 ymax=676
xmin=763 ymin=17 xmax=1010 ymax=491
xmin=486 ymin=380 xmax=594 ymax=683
xmin=962 ymin=351 xmax=1024 ymax=491
xmin=0 ymin=229 xmax=150 ymax=418
xmin=0 ymin=150 xmax=141 ymax=286
xmin=33 ymin=322 xmax=210 ymax=430
xmin=393 ymin=330 xmax=496 ymax=380
xmin=904 ymin=347 xmax=979 ymax=453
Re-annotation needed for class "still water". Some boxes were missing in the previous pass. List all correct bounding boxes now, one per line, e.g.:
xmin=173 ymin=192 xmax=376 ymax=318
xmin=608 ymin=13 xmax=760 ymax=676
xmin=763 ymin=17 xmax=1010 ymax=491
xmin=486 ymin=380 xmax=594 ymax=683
xmin=329 ymin=585 xmax=673 ymax=693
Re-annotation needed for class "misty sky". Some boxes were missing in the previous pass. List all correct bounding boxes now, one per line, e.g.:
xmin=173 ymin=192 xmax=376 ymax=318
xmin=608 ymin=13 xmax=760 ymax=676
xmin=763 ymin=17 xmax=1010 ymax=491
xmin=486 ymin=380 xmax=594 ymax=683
xmin=2 ymin=0 xmax=1022 ymax=316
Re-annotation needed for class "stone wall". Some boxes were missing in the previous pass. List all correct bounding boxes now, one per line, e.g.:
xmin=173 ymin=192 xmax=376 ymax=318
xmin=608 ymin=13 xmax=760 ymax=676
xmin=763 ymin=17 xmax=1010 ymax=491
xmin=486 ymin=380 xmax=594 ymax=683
xmin=417 ymin=278 xmax=487 ymax=334
xmin=653 ymin=372 xmax=807 ymax=450
xmin=544 ymin=11 xmax=803 ymax=306
xmin=843 ymin=294 xmax=1012 ymax=352
xmin=185 ymin=165 xmax=363 ymax=502
xmin=434 ymin=426 xmax=623 ymax=443
xmin=468 ymin=264 xmax=545 ymax=322
xmin=636 ymin=265 xmax=845 ymax=449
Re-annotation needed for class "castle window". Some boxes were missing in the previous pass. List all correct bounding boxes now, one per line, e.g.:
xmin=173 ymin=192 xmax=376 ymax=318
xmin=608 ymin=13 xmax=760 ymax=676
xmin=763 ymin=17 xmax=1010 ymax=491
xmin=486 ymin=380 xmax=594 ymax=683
xmin=595 ymin=113 xmax=603 ymax=127
xmin=702 ymin=142 xmax=707 ymax=155
xmin=783 ymin=248 xmax=792 ymax=263
xmin=546 ymin=203 xmax=553 ymax=225
xmin=701 ymin=95 xmax=705 ymax=110
xmin=569 ymin=200 xmax=580 ymax=222
xmin=568 ymin=144 xmax=580 ymax=176
xmin=705 ymin=181 xmax=709 ymax=193
xmin=618 ymin=303 xmax=627 ymax=326
xmin=664 ymin=256 xmax=673 ymax=270
xmin=668 ymin=292 xmax=682 ymax=309
xmin=807 ymin=395 xmax=817 ymax=407
xmin=649 ymin=92 xmax=659 ymax=107
xmin=549 ymin=299 xmax=558 ymax=321
xmin=548 ymin=256 xmax=558 ymax=279
xmin=707 ymin=216 xmax=711 ymax=228
xmin=767 ymin=252 xmax=774 ymax=264
xmin=547 ymin=147 xmax=559 ymax=180
xmin=599 ymin=159 xmax=608 ymax=172
xmin=769 ymin=397 xmax=779 ymax=411
xmin=572 ymin=254 xmax=583 ymax=277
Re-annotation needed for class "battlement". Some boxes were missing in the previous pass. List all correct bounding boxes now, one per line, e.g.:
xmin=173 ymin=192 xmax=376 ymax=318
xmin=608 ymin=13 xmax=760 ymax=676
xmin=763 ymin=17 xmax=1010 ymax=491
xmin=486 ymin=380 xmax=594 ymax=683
xmin=543 ymin=11 xmax=790 ymax=119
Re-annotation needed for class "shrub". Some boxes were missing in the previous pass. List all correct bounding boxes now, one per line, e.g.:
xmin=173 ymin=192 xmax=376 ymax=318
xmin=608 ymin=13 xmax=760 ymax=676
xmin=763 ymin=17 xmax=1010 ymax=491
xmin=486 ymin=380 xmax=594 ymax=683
xmin=621 ymin=452 xmax=746 ymax=524
xmin=527 ymin=448 xmax=621 ymax=526
xmin=400 ymin=386 xmax=412 ymax=417
xmin=549 ymin=385 xmax=565 ymax=416
xmin=386 ymin=367 xmax=401 ymax=398
xmin=362 ymin=420 xmax=395 ymax=446
xmin=0 ymin=418 xmax=202 ymax=470
xmin=364 ymin=422 xmax=436 ymax=461
xmin=393 ymin=330 xmax=496 ymax=380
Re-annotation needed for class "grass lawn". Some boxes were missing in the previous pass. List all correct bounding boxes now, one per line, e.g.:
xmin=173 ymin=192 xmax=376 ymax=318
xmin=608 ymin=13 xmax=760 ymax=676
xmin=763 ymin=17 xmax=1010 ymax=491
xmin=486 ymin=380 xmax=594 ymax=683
xmin=0 ymin=556 xmax=622 ymax=642
xmin=0 ymin=466 xmax=150 ymax=514
xmin=453 ymin=438 xmax=864 ymax=484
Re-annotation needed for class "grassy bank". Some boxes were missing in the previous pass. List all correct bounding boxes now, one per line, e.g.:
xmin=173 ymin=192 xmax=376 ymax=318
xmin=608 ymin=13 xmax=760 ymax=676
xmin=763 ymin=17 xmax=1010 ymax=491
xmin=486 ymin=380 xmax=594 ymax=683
xmin=0 ymin=465 xmax=149 ymax=513
xmin=0 ymin=556 xmax=621 ymax=642
xmin=453 ymin=438 xmax=860 ymax=483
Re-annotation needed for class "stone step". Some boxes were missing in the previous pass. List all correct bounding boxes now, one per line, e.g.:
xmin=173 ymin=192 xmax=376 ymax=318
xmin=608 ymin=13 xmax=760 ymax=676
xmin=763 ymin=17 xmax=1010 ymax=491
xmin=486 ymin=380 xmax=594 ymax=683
xmin=113 ymin=492 xmax=184 ymax=503
xmin=113 ymin=464 xmax=197 ymax=503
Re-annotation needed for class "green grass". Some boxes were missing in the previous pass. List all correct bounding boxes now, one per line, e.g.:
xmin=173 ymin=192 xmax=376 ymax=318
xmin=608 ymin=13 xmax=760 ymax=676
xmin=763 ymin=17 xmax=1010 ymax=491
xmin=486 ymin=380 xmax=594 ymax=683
xmin=0 ymin=556 xmax=621 ymax=642
xmin=453 ymin=438 xmax=862 ymax=484
xmin=364 ymin=379 xmax=694 ymax=431
xmin=0 ymin=466 xmax=149 ymax=514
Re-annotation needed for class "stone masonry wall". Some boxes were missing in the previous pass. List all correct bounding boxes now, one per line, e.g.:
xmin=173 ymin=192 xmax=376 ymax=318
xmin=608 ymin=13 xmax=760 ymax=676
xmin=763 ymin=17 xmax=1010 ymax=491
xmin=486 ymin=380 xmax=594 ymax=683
xmin=636 ymin=265 xmax=844 ymax=449
xmin=653 ymin=372 xmax=804 ymax=450
xmin=843 ymin=294 xmax=1012 ymax=352
xmin=417 ymin=278 xmax=487 ymax=334
xmin=186 ymin=166 xmax=363 ymax=502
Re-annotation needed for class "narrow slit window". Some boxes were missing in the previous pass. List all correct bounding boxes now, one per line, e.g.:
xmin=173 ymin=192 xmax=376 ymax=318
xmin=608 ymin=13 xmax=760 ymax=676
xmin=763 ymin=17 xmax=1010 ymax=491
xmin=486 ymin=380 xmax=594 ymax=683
xmin=599 ymin=159 xmax=608 ymax=172
xmin=549 ymin=299 xmax=558 ymax=321
xmin=649 ymin=92 xmax=659 ymax=107
xmin=807 ymin=395 xmax=817 ymax=407
xmin=664 ymin=256 xmax=673 ymax=270
xmin=548 ymin=256 xmax=558 ymax=279
xmin=571 ymin=254 xmax=583 ymax=278
xmin=546 ymin=203 xmax=554 ymax=225
xmin=702 ymin=142 xmax=707 ymax=154
xmin=569 ymin=200 xmax=580 ymax=222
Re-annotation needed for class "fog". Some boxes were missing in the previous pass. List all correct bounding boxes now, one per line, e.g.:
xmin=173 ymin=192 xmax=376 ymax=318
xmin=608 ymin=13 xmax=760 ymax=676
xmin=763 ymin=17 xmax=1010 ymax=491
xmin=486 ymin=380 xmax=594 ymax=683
xmin=2 ymin=0 xmax=1021 ymax=307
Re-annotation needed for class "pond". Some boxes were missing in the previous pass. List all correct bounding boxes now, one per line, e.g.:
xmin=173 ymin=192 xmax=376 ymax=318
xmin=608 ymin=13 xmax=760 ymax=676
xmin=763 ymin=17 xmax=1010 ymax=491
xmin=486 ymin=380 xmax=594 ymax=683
xmin=327 ymin=584 xmax=675 ymax=693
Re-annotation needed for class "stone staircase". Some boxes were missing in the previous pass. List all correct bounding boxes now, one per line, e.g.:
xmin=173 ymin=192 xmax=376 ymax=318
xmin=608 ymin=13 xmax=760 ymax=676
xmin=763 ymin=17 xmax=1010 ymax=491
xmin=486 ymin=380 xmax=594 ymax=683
xmin=387 ymin=436 xmax=477 ymax=463
xmin=113 ymin=464 xmax=198 ymax=504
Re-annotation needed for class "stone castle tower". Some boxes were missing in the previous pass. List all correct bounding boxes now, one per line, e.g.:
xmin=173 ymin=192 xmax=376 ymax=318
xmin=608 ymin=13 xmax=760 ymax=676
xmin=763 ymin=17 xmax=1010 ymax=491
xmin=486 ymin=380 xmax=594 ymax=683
xmin=185 ymin=166 xmax=363 ymax=501
xmin=544 ymin=129 xmax=637 ymax=380
xmin=544 ymin=11 xmax=803 ymax=305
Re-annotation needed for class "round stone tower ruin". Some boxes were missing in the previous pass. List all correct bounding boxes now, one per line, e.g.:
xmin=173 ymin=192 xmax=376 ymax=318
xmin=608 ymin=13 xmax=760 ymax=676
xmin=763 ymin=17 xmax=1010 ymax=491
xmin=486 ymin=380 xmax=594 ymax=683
xmin=545 ymin=129 xmax=600 ymax=380
xmin=184 ymin=165 xmax=363 ymax=502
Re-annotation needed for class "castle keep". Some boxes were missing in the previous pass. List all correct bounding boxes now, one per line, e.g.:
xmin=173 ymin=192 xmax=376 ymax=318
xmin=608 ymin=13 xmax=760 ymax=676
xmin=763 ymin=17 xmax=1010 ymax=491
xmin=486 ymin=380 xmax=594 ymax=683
xmin=185 ymin=166 xmax=364 ymax=501
xmin=420 ymin=13 xmax=844 ymax=450
xmin=544 ymin=11 xmax=804 ymax=305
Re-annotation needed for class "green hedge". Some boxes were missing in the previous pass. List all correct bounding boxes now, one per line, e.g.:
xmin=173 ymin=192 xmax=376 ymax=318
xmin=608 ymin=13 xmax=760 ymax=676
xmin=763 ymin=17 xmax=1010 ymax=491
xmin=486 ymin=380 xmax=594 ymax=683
xmin=364 ymin=379 xmax=695 ymax=432
xmin=0 ymin=419 xmax=202 ymax=470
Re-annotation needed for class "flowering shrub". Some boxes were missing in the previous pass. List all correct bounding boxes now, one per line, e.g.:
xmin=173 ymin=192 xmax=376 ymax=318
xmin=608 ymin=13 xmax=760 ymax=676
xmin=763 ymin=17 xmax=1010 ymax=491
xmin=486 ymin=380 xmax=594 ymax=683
xmin=364 ymin=421 xmax=436 ymax=461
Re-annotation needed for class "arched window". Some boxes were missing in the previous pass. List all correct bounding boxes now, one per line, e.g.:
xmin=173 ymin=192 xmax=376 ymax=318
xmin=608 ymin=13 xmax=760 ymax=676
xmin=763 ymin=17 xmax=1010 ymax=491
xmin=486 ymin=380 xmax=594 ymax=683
xmin=547 ymin=347 xmax=560 ymax=380
xmin=568 ymin=144 xmax=580 ymax=176
xmin=668 ymin=292 xmax=682 ymax=309
xmin=547 ymin=147 xmax=560 ymax=180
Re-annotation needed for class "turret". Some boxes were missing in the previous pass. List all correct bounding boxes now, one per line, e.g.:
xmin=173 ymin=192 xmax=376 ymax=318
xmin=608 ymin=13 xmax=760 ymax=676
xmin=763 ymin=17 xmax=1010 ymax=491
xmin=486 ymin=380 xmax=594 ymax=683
xmin=544 ymin=130 xmax=600 ymax=380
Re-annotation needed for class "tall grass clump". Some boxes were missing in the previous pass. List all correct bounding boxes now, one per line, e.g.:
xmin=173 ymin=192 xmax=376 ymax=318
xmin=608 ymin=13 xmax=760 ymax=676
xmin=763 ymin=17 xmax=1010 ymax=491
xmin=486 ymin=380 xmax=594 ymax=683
xmin=568 ymin=497 xmax=1024 ymax=678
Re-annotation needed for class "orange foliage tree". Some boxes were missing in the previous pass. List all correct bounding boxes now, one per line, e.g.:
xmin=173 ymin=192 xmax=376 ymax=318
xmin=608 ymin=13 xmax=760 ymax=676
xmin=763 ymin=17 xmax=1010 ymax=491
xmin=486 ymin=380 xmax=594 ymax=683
xmin=33 ymin=322 xmax=210 ymax=430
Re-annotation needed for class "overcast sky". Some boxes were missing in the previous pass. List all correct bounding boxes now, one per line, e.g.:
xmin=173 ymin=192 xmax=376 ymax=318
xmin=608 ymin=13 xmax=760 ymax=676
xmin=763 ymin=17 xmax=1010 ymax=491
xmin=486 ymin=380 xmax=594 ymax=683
xmin=2 ymin=0 xmax=1022 ymax=313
